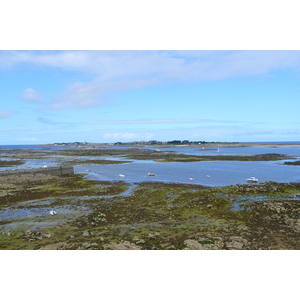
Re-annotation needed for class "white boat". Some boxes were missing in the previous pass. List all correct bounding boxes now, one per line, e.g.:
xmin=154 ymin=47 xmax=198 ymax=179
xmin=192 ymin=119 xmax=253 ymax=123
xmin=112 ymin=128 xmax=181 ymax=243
xmin=189 ymin=178 xmax=194 ymax=181
xmin=147 ymin=172 xmax=155 ymax=176
xmin=247 ymin=177 xmax=258 ymax=183
xmin=119 ymin=174 xmax=125 ymax=177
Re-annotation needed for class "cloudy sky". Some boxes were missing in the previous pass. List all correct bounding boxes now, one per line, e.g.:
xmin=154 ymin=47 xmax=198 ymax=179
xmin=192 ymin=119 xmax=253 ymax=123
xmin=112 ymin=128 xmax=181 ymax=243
xmin=1 ymin=50 xmax=300 ymax=144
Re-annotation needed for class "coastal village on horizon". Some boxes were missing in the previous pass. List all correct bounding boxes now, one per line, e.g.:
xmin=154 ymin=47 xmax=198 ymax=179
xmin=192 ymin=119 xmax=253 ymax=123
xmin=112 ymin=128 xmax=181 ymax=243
xmin=39 ymin=140 xmax=300 ymax=148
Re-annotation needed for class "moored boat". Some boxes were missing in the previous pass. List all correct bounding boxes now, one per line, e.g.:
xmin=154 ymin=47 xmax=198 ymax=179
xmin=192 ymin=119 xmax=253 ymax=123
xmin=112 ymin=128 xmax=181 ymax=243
xmin=247 ymin=176 xmax=258 ymax=183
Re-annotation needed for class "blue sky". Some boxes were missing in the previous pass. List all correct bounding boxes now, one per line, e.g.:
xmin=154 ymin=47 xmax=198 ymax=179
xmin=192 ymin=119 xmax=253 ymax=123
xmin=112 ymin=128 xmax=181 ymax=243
xmin=1 ymin=50 xmax=300 ymax=144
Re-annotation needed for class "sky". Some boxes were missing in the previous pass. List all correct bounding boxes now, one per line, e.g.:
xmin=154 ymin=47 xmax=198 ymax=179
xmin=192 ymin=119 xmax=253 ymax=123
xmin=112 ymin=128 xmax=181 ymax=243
xmin=1 ymin=50 xmax=300 ymax=144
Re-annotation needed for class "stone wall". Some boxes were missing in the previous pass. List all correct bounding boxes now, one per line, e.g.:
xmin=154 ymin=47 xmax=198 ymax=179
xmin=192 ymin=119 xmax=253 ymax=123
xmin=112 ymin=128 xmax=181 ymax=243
xmin=0 ymin=165 xmax=74 ymax=177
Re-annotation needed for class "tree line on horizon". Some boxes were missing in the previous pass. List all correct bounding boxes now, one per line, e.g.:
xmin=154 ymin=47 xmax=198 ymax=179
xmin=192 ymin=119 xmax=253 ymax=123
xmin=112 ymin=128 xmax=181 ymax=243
xmin=115 ymin=140 xmax=237 ymax=145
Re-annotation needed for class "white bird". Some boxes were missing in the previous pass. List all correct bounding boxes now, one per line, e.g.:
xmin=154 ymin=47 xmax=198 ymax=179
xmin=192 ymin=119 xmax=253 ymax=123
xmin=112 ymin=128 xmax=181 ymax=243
xmin=119 ymin=174 xmax=125 ymax=177
xmin=86 ymin=169 xmax=90 ymax=172
xmin=50 ymin=210 xmax=57 ymax=215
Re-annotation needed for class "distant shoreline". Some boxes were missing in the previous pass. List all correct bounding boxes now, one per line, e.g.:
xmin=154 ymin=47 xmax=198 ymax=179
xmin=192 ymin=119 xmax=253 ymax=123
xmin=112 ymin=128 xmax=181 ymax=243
xmin=38 ymin=142 xmax=300 ymax=148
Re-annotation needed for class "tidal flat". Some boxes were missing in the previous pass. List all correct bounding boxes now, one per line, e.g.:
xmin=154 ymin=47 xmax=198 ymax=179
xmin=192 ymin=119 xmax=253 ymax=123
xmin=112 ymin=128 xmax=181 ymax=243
xmin=1 ymin=172 xmax=300 ymax=250
xmin=58 ymin=147 xmax=293 ymax=163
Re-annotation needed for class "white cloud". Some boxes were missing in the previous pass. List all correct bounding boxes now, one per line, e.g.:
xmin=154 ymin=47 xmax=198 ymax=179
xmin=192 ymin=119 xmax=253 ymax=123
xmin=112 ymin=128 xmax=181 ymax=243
xmin=2 ymin=50 xmax=300 ymax=109
xmin=19 ymin=88 xmax=41 ymax=103
xmin=0 ymin=108 xmax=14 ymax=118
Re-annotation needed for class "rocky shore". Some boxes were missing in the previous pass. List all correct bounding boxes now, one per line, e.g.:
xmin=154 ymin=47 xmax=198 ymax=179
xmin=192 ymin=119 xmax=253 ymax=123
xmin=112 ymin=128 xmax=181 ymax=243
xmin=1 ymin=172 xmax=300 ymax=250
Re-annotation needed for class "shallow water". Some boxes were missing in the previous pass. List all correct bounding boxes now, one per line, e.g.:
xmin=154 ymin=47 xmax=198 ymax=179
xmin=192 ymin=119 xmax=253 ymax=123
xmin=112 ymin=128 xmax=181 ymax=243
xmin=1 ymin=145 xmax=300 ymax=186
xmin=76 ymin=159 xmax=300 ymax=186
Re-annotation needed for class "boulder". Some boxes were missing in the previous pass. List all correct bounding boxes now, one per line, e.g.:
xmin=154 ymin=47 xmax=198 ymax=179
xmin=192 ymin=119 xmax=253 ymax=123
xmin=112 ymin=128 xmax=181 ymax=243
xmin=77 ymin=242 xmax=98 ymax=250
xmin=184 ymin=239 xmax=205 ymax=250
xmin=39 ymin=242 xmax=72 ymax=250
xmin=102 ymin=241 xmax=142 ymax=250
xmin=225 ymin=236 xmax=249 ymax=250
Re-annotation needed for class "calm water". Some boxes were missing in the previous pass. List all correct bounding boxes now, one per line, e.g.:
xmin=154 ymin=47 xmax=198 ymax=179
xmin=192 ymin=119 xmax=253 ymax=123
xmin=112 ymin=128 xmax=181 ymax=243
xmin=1 ymin=144 xmax=300 ymax=186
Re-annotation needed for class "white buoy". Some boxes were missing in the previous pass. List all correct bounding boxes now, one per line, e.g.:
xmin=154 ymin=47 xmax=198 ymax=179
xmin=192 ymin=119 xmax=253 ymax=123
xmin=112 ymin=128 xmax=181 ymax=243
xmin=50 ymin=210 xmax=57 ymax=215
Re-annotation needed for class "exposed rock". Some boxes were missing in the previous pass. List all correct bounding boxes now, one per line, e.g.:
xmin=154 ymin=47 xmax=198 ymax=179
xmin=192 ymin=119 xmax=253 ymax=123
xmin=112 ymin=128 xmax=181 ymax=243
xmin=39 ymin=242 xmax=72 ymax=250
xmin=77 ymin=242 xmax=98 ymax=250
xmin=284 ymin=219 xmax=300 ymax=233
xmin=147 ymin=233 xmax=156 ymax=238
xmin=23 ymin=230 xmax=53 ymax=241
xmin=102 ymin=241 xmax=142 ymax=250
xmin=82 ymin=230 xmax=90 ymax=237
xmin=1 ymin=230 xmax=15 ymax=237
xmin=225 ymin=236 xmax=249 ymax=250
xmin=42 ymin=233 xmax=53 ymax=239
xmin=237 ymin=225 xmax=250 ymax=231
xmin=234 ymin=182 xmax=283 ymax=194
xmin=184 ymin=238 xmax=225 ymax=250
xmin=184 ymin=239 xmax=205 ymax=250
xmin=132 ymin=236 xmax=146 ymax=244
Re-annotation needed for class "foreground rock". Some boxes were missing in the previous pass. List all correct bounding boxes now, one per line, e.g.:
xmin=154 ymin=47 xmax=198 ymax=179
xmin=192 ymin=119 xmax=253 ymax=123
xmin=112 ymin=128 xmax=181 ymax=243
xmin=39 ymin=242 xmax=72 ymax=250
xmin=102 ymin=241 xmax=142 ymax=250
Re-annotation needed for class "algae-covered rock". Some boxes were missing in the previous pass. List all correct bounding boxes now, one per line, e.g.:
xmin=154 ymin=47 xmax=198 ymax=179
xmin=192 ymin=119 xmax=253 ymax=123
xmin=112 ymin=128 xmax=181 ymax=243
xmin=39 ymin=242 xmax=72 ymax=250
xmin=102 ymin=241 xmax=142 ymax=250
xmin=184 ymin=239 xmax=205 ymax=250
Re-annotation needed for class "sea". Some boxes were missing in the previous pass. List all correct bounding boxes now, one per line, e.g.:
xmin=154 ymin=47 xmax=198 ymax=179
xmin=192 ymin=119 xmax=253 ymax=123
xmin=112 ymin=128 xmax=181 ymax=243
xmin=1 ymin=143 xmax=300 ymax=186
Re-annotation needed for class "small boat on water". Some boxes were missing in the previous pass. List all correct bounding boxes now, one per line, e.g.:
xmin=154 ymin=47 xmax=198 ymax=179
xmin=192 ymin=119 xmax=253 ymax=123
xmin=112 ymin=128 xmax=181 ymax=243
xmin=189 ymin=178 xmax=194 ymax=181
xmin=119 ymin=174 xmax=125 ymax=177
xmin=206 ymin=175 xmax=210 ymax=178
xmin=247 ymin=176 xmax=258 ymax=183
xmin=147 ymin=172 xmax=155 ymax=176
